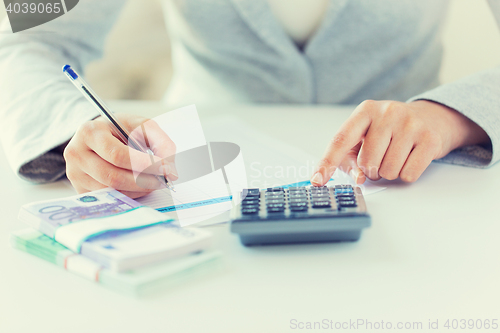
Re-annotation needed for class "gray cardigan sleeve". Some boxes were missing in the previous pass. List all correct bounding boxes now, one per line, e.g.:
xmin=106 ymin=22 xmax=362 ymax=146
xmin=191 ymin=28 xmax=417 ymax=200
xmin=408 ymin=0 xmax=500 ymax=168
xmin=0 ymin=0 xmax=126 ymax=183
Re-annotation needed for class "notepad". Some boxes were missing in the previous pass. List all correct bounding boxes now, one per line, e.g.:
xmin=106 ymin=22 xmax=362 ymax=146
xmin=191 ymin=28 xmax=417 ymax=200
xmin=138 ymin=170 xmax=234 ymax=226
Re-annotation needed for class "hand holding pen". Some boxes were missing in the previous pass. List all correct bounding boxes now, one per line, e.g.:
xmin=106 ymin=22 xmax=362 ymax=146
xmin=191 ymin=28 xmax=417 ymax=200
xmin=62 ymin=65 xmax=177 ymax=198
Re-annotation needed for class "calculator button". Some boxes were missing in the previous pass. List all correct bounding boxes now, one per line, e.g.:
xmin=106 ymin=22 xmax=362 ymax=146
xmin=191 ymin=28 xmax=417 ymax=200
xmin=310 ymin=191 xmax=329 ymax=196
xmin=267 ymin=207 xmax=285 ymax=213
xmin=265 ymin=192 xmax=284 ymax=196
xmin=312 ymin=201 xmax=331 ymax=208
xmin=290 ymin=205 xmax=308 ymax=212
xmin=242 ymin=200 xmax=260 ymax=206
xmin=241 ymin=203 xmax=260 ymax=209
xmin=311 ymin=188 xmax=329 ymax=193
xmin=266 ymin=199 xmax=285 ymax=204
xmin=243 ymin=188 xmax=260 ymax=196
xmin=311 ymin=193 xmax=330 ymax=200
xmin=288 ymin=188 xmax=307 ymax=193
xmin=337 ymin=196 xmax=356 ymax=202
xmin=241 ymin=198 xmax=260 ymax=205
xmin=267 ymin=203 xmax=285 ymax=209
xmin=337 ymin=194 xmax=356 ymax=201
xmin=289 ymin=193 xmax=307 ymax=198
xmin=265 ymin=195 xmax=284 ymax=201
xmin=290 ymin=201 xmax=307 ymax=206
xmin=288 ymin=187 xmax=306 ymax=191
xmin=265 ymin=191 xmax=284 ymax=196
xmin=338 ymin=200 xmax=357 ymax=207
xmin=289 ymin=198 xmax=307 ymax=203
xmin=241 ymin=207 xmax=259 ymax=214
xmin=312 ymin=198 xmax=330 ymax=204
xmin=335 ymin=189 xmax=353 ymax=195
xmin=336 ymin=192 xmax=355 ymax=197
xmin=289 ymin=193 xmax=307 ymax=197
xmin=265 ymin=198 xmax=285 ymax=203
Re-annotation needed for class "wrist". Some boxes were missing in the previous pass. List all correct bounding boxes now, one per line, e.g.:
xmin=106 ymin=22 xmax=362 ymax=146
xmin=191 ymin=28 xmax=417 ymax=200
xmin=410 ymin=100 xmax=490 ymax=151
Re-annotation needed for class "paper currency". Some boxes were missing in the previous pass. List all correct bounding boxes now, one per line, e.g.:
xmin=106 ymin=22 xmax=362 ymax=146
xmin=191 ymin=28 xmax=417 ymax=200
xmin=18 ymin=188 xmax=213 ymax=271
xmin=11 ymin=229 xmax=221 ymax=296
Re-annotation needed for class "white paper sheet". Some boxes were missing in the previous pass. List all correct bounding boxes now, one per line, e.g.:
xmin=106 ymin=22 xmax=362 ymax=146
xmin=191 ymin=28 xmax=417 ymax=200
xmin=137 ymin=114 xmax=385 ymax=226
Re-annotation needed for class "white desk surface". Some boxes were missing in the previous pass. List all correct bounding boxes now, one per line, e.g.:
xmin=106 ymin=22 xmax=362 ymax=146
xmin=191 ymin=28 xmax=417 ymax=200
xmin=1 ymin=102 xmax=499 ymax=333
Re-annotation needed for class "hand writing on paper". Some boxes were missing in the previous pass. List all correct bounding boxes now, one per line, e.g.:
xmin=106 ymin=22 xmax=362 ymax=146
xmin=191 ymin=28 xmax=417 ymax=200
xmin=64 ymin=114 xmax=177 ymax=198
xmin=311 ymin=100 xmax=490 ymax=186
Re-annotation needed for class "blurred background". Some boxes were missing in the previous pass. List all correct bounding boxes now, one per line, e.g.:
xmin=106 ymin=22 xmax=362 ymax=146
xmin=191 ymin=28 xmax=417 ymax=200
xmin=1 ymin=0 xmax=499 ymax=101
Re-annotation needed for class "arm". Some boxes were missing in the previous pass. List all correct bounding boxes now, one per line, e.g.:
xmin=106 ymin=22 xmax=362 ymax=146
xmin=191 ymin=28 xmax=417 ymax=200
xmin=311 ymin=0 xmax=500 ymax=185
xmin=0 ymin=0 xmax=127 ymax=183
xmin=404 ymin=0 xmax=500 ymax=168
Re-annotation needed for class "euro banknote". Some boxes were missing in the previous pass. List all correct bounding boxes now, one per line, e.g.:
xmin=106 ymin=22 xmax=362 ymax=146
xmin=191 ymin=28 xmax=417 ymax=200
xmin=11 ymin=229 xmax=221 ymax=297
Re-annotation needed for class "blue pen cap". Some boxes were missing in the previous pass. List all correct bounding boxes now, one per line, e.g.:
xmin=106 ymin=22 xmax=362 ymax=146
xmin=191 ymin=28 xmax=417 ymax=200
xmin=62 ymin=64 xmax=78 ymax=80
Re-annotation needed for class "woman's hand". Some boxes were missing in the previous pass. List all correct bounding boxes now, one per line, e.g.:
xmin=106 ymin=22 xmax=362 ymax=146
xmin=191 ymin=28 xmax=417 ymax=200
xmin=311 ymin=100 xmax=490 ymax=185
xmin=64 ymin=113 xmax=177 ymax=198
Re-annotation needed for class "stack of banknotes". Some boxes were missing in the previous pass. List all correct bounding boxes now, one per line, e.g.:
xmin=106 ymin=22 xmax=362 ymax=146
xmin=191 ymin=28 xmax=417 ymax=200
xmin=12 ymin=188 xmax=221 ymax=296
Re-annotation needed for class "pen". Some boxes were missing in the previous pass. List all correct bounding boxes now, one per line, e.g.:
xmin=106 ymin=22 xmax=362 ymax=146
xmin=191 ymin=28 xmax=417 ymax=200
xmin=62 ymin=64 xmax=176 ymax=192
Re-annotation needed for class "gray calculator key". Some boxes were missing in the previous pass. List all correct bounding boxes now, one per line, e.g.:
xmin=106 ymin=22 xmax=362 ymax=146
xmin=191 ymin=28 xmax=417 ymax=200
xmin=266 ymin=197 xmax=284 ymax=202
xmin=290 ymin=205 xmax=308 ymax=212
xmin=267 ymin=199 xmax=284 ymax=205
xmin=267 ymin=207 xmax=285 ymax=213
xmin=311 ymin=187 xmax=328 ymax=191
xmin=336 ymin=193 xmax=355 ymax=197
xmin=338 ymin=200 xmax=357 ymax=207
xmin=242 ymin=203 xmax=260 ymax=209
xmin=289 ymin=193 xmax=307 ymax=199
xmin=242 ymin=200 xmax=259 ymax=205
xmin=267 ymin=203 xmax=285 ymax=208
xmin=266 ymin=193 xmax=284 ymax=197
xmin=290 ymin=192 xmax=306 ymax=196
xmin=290 ymin=201 xmax=307 ymax=207
xmin=244 ymin=188 xmax=260 ymax=196
xmin=290 ymin=198 xmax=307 ymax=204
xmin=311 ymin=193 xmax=330 ymax=199
xmin=312 ymin=201 xmax=331 ymax=208
xmin=289 ymin=191 xmax=306 ymax=195
xmin=241 ymin=207 xmax=259 ymax=214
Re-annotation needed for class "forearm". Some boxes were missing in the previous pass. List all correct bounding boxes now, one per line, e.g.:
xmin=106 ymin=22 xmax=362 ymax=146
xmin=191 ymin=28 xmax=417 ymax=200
xmin=407 ymin=67 xmax=500 ymax=168
xmin=0 ymin=0 xmax=126 ymax=182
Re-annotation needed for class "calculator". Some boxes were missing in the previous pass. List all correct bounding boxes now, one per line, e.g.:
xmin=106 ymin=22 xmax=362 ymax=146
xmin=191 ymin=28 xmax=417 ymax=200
xmin=230 ymin=185 xmax=371 ymax=246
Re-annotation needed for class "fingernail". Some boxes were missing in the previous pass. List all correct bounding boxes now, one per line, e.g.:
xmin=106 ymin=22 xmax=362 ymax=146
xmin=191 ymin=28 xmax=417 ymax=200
xmin=311 ymin=172 xmax=323 ymax=186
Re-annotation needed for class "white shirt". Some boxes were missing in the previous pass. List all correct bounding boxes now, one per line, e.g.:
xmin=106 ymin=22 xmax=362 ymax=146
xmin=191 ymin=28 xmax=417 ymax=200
xmin=268 ymin=0 xmax=329 ymax=46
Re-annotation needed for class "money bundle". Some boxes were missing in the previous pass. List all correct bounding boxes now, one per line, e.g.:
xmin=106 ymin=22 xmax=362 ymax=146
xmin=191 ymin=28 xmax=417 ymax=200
xmin=17 ymin=188 xmax=213 ymax=272
xmin=11 ymin=229 xmax=221 ymax=296
xmin=12 ymin=188 xmax=221 ymax=295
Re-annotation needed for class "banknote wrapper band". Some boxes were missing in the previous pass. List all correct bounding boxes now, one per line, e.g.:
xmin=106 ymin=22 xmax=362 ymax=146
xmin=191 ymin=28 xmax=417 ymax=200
xmin=53 ymin=206 xmax=174 ymax=252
